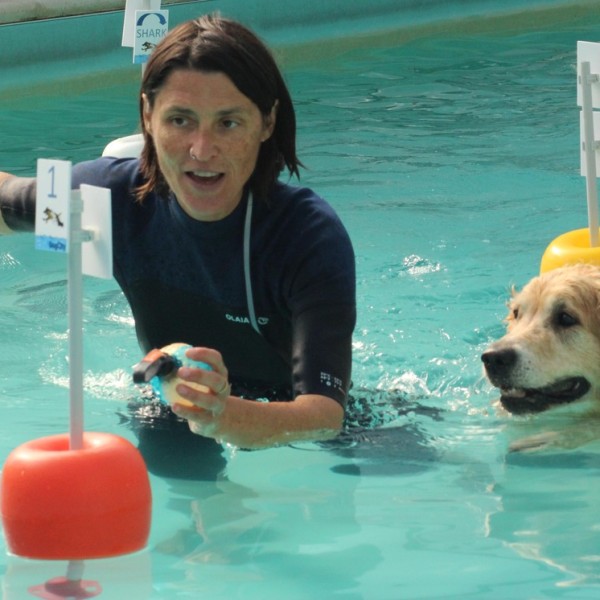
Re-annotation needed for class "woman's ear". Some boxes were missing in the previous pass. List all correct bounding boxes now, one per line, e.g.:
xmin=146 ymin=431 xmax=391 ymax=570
xmin=142 ymin=94 xmax=153 ymax=134
xmin=261 ymin=100 xmax=279 ymax=142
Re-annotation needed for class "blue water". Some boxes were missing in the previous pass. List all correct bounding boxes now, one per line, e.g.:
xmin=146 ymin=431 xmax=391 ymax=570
xmin=2 ymin=9 xmax=600 ymax=599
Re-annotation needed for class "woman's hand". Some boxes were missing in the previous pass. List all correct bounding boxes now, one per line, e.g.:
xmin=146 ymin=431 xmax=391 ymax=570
xmin=171 ymin=346 xmax=344 ymax=449
xmin=171 ymin=347 xmax=232 ymax=439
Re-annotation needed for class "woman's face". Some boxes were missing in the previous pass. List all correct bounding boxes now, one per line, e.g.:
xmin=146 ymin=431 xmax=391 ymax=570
xmin=143 ymin=69 xmax=276 ymax=221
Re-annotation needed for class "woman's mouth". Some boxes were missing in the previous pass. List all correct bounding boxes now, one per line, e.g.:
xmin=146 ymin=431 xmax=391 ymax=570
xmin=186 ymin=170 xmax=224 ymax=186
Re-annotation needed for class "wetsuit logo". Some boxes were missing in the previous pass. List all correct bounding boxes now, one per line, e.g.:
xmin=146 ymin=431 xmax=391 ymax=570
xmin=225 ymin=313 xmax=269 ymax=326
xmin=320 ymin=371 xmax=344 ymax=394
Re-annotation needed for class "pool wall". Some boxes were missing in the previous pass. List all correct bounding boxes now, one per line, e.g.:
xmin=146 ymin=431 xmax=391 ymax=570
xmin=1 ymin=0 xmax=598 ymax=46
xmin=0 ymin=0 xmax=191 ymax=23
xmin=0 ymin=0 xmax=598 ymax=96
xmin=1 ymin=0 xmax=598 ymax=25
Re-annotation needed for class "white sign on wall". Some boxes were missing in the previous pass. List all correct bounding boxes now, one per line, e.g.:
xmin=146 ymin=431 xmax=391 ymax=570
xmin=133 ymin=10 xmax=169 ymax=64
xmin=122 ymin=0 xmax=161 ymax=47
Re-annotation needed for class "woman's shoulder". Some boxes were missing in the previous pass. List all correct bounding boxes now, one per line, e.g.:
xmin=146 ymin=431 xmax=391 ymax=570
xmin=270 ymin=180 xmax=323 ymax=203
xmin=261 ymin=181 xmax=353 ymax=251
xmin=268 ymin=181 xmax=341 ymax=222
xmin=72 ymin=157 xmax=143 ymax=191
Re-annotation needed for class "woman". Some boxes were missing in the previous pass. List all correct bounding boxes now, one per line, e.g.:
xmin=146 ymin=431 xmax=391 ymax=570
xmin=0 ymin=15 xmax=356 ymax=452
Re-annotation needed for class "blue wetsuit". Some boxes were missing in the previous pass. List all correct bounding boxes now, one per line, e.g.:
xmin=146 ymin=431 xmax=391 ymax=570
xmin=1 ymin=158 xmax=356 ymax=407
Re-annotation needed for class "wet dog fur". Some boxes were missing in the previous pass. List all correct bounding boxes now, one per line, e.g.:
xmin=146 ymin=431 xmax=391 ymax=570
xmin=482 ymin=263 xmax=600 ymax=452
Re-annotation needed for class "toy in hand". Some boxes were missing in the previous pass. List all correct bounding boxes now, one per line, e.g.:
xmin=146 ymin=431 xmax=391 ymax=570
xmin=132 ymin=343 xmax=212 ymax=407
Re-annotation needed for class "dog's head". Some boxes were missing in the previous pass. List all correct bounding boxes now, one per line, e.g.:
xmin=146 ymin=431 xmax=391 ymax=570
xmin=482 ymin=263 xmax=600 ymax=415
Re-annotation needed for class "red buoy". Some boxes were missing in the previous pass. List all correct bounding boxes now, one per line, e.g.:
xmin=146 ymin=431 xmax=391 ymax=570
xmin=1 ymin=432 xmax=151 ymax=560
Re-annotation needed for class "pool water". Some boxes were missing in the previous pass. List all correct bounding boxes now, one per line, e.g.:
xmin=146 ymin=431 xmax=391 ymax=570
xmin=2 ymin=10 xmax=600 ymax=599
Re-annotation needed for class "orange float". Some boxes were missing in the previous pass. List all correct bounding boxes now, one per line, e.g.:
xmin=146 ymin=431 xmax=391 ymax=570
xmin=1 ymin=432 xmax=151 ymax=560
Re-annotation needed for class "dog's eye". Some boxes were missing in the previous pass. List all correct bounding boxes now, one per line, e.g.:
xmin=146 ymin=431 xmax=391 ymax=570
xmin=556 ymin=311 xmax=579 ymax=328
xmin=511 ymin=308 xmax=519 ymax=320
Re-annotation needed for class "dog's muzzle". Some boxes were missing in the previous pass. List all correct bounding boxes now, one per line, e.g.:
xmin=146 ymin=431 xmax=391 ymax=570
xmin=481 ymin=347 xmax=590 ymax=414
xmin=481 ymin=347 xmax=517 ymax=384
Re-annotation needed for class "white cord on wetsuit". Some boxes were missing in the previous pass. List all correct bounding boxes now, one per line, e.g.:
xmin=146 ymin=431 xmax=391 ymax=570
xmin=243 ymin=192 xmax=261 ymax=335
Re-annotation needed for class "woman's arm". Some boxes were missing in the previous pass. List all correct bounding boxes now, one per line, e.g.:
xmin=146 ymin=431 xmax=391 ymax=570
xmin=0 ymin=172 xmax=16 ymax=233
xmin=170 ymin=346 xmax=344 ymax=449
xmin=0 ymin=210 xmax=10 ymax=234
xmin=0 ymin=173 xmax=36 ymax=233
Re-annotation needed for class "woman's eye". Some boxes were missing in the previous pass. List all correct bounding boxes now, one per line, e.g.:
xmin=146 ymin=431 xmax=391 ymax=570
xmin=221 ymin=119 xmax=239 ymax=130
xmin=169 ymin=116 xmax=189 ymax=127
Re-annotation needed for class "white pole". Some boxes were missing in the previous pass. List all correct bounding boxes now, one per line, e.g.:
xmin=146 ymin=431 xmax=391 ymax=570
xmin=580 ymin=61 xmax=599 ymax=247
xmin=68 ymin=190 xmax=85 ymax=450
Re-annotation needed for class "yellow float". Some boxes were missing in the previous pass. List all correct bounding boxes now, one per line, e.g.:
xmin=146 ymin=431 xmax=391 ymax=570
xmin=540 ymin=227 xmax=600 ymax=273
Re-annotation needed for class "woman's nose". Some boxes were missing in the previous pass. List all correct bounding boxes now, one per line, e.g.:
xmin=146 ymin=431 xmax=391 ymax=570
xmin=189 ymin=128 xmax=217 ymax=162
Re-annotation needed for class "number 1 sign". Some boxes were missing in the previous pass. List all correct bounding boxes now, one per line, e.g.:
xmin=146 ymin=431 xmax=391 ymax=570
xmin=35 ymin=159 xmax=71 ymax=252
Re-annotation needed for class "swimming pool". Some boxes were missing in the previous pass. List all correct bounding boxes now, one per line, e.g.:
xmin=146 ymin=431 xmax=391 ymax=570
xmin=2 ymin=2 xmax=600 ymax=598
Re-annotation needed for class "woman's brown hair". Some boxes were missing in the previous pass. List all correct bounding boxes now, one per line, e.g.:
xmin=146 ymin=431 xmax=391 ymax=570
xmin=137 ymin=14 xmax=301 ymax=203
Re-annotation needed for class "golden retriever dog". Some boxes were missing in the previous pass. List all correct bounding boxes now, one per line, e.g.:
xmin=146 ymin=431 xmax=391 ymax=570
xmin=482 ymin=263 xmax=600 ymax=452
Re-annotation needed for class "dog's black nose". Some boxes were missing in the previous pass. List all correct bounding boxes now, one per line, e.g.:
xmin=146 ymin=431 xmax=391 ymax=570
xmin=481 ymin=347 xmax=517 ymax=372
